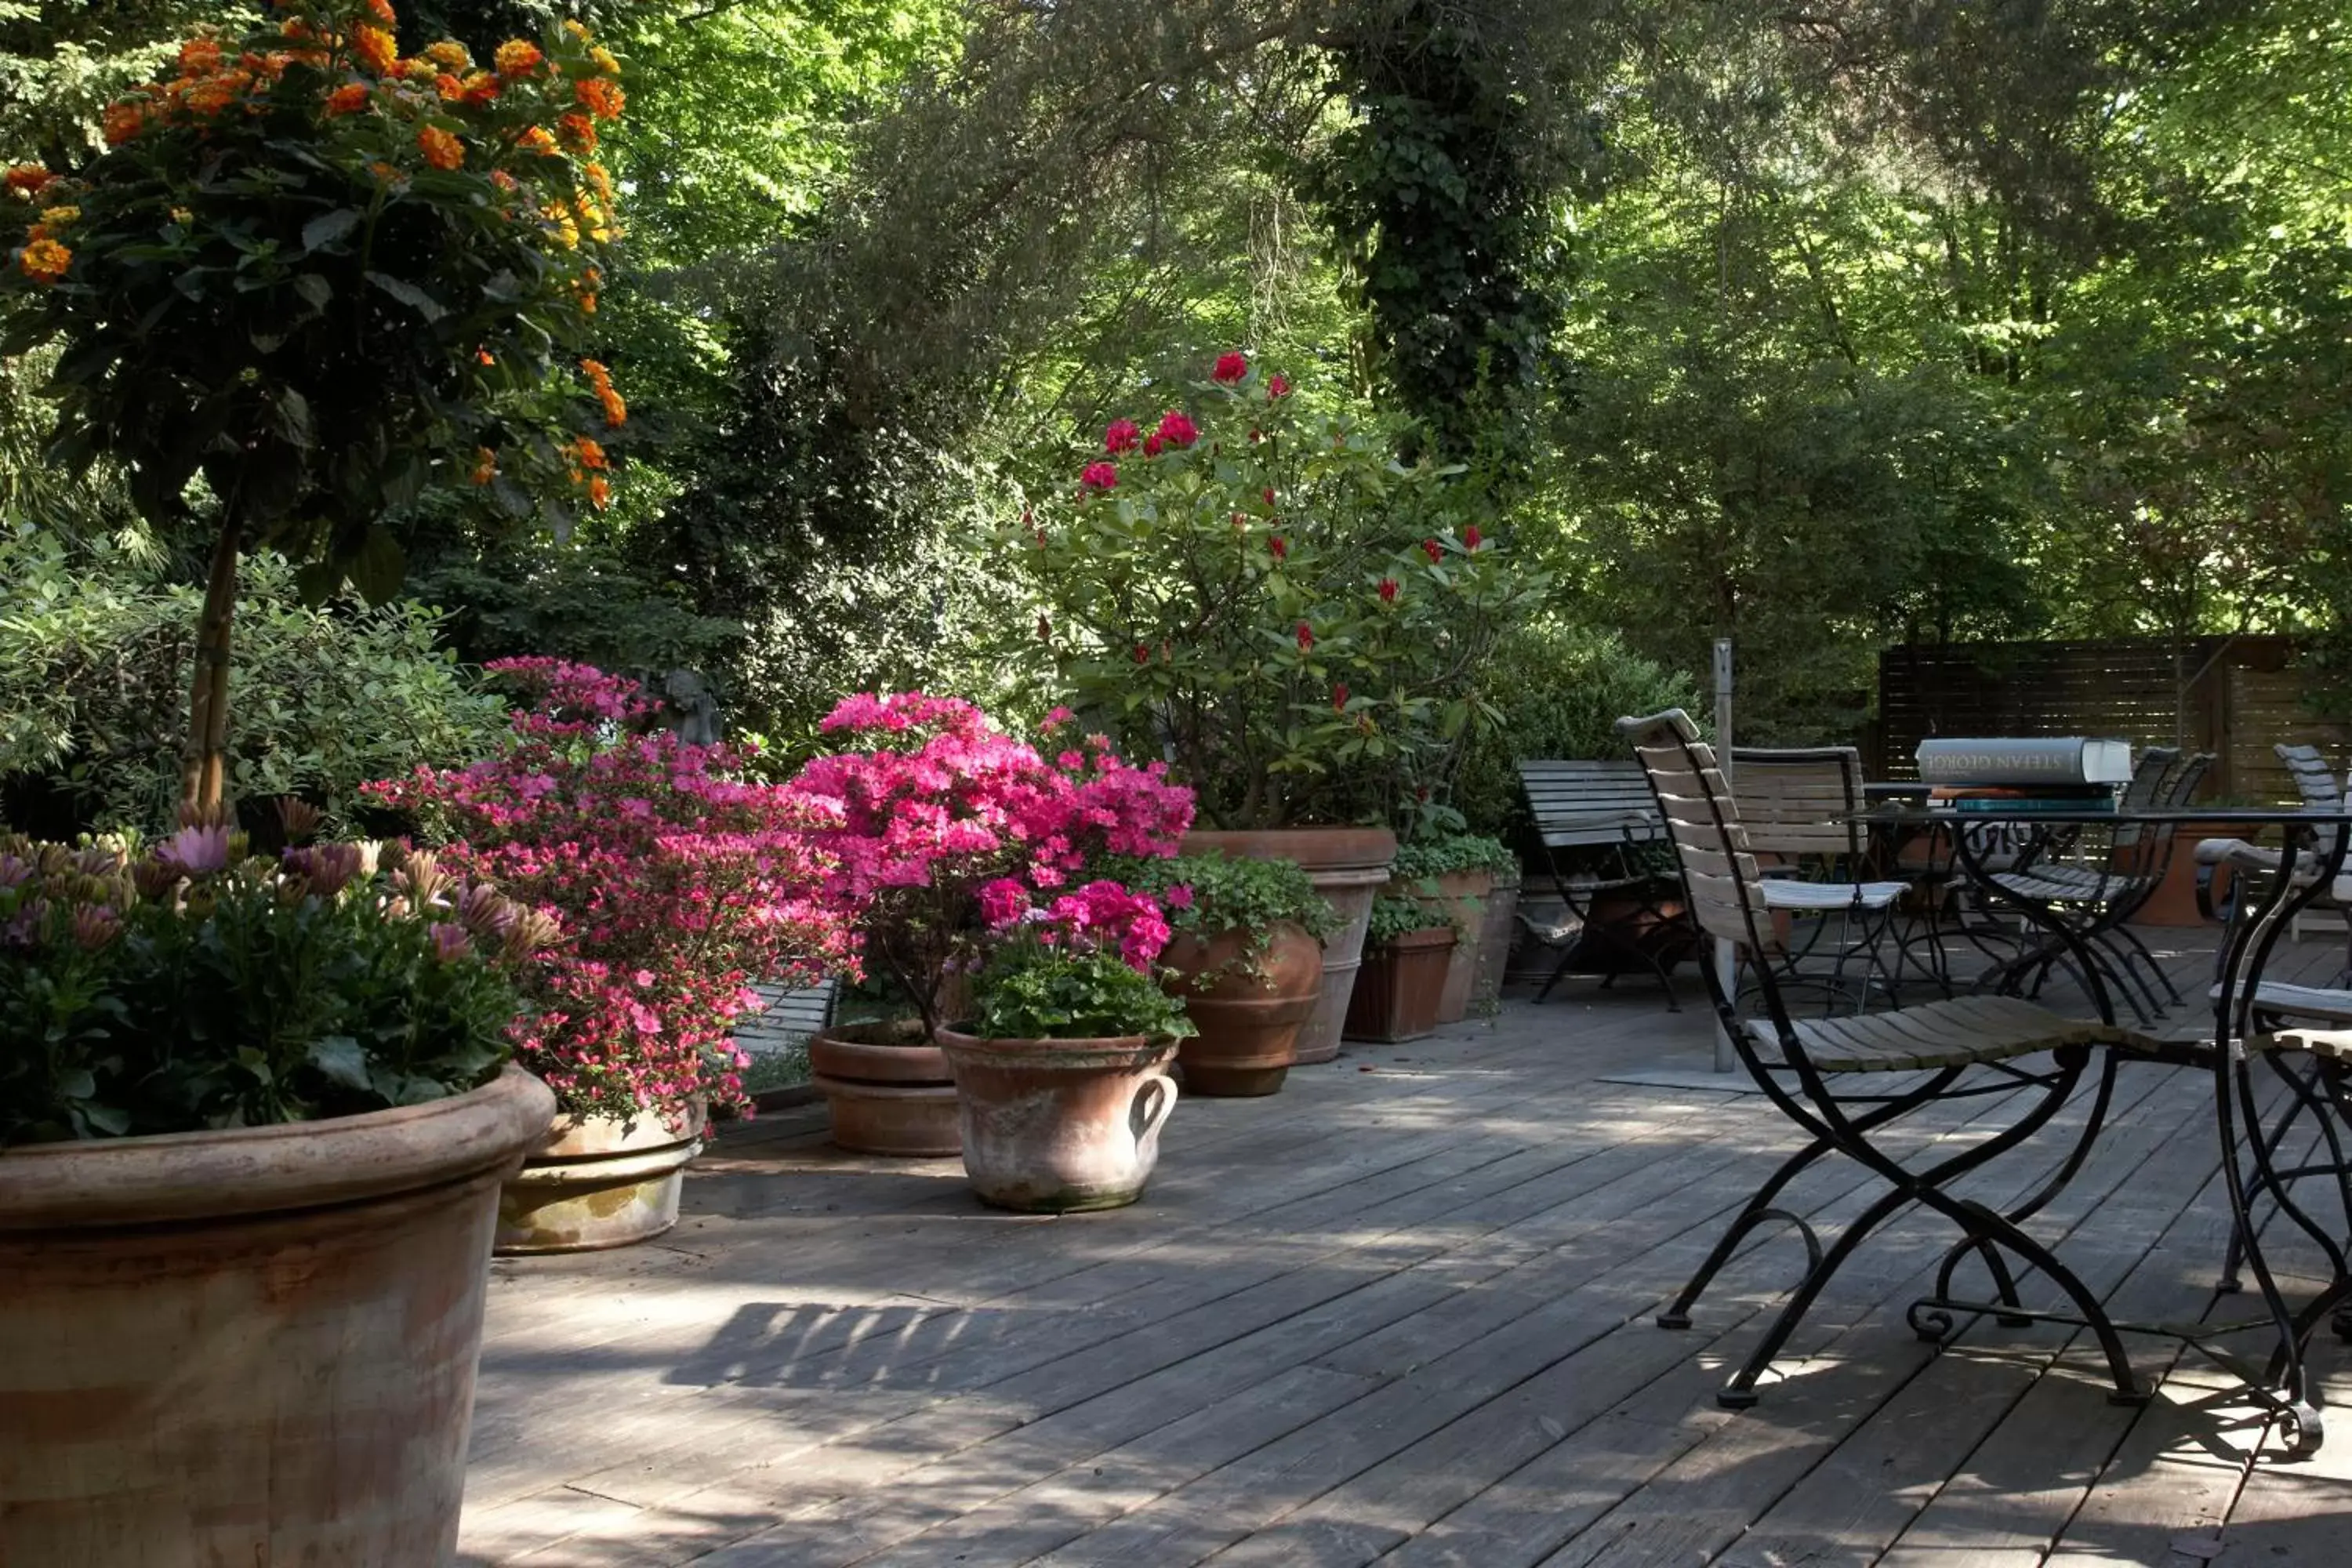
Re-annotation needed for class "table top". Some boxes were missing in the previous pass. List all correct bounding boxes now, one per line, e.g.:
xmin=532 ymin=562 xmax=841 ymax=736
xmin=1857 ymin=804 xmax=2352 ymax=826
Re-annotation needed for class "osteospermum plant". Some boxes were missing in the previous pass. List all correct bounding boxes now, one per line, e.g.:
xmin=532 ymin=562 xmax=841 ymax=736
xmin=0 ymin=0 xmax=629 ymax=816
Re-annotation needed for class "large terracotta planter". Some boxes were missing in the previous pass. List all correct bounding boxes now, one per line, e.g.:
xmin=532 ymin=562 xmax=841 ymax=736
xmin=1183 ymin=826 xmax=1397 ymax=1065
xmin=0 ymin=1065 xmax=555 ymax=1567
xmin=1390 ymin=867 xmax=1491 ymax=1025
xmin=1474 ymin=866 xmax=1522 ymax=1011
xmin=1344 ymin=925 xmax=1459 ymax=1043
xmin=809 ymin=1020 xmax=961 ymax=1156
xmin=496 ymin=1096 xmax=706 ymax=1254
xmin=1160 ymin=920 xmax=1323 ymax=1096
xmin=935 ymin=1029 xmax=1179 ymax=1212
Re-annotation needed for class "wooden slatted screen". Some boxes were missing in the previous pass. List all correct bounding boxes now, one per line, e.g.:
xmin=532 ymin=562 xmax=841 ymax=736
xmin=1874 ymin=637 xmax=2350 ymax=804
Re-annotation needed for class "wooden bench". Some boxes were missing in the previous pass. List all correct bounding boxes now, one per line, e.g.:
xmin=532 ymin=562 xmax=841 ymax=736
xmin=731 ymin=977 xmax=840 ymax=1060
xmin=1517 ymin=759 xmax=1698 ymax=1008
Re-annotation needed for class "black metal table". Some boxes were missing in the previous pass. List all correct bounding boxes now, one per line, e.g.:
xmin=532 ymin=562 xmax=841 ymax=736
xmin=1860 ymin=805 xmax=2352 ymax=1454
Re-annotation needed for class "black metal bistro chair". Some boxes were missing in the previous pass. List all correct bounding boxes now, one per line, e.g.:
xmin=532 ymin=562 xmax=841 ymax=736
xmin=1621 ymin=710 xmax=2157 ymax=1409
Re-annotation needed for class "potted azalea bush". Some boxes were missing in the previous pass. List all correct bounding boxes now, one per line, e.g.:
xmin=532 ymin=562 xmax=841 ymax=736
xmin=1388 ymin=833 xmax=1520 ymax=1024
xmin=1120 ymin=851 xmax=1337 ymax=1095
xmin=779 ymin=695 xmax=1192 ymax=1156
xmin=1345 ymin=894 xmax=1461 ymax=1044
xmin=939 ymin=879 xmax=1193 ymax=1210
xmin=368 ymin=660 xmax=839 ymax=1251
xmin=0 ymin=2 xmax=621 ymax=1555
xmin=1011 ymin=350 xmax=1547 ymax=1063
xmin=0 ymin=825 xmax=557 ymax=1563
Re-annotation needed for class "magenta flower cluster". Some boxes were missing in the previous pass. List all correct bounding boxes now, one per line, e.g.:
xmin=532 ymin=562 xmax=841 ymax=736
xmin=366 ymin=659 xmax=841 ymax=1124
xmin=779 ymin=692 xmax=1194 ymax=1035
xmin=975 ymin=877 xmax=1174 ymax=971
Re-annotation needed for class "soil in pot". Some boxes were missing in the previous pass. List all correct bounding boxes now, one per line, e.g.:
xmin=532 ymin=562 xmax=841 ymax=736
xmin=809 ymin=1018 xmax=961 ymax=1156
xmin=0 ymin=1065 xmax=555 ymax=1567
xmin=1182 ymin=827 xmax=1396 ymax=1066
xmin=935 ymin=1030 xmax=1178 ymax=1212
xmin=1344 ymin=925 xmax=1459 ymax=1043
xmin=1160 ymin=920 xmax=1322 ymax=1096
xmin=496 ymin=1096 xmax=706 ymax=1254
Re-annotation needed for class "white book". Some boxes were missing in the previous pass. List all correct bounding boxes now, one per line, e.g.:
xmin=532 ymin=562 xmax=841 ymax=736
xmin=1915 ymin=736 xmax=2135 ymax=787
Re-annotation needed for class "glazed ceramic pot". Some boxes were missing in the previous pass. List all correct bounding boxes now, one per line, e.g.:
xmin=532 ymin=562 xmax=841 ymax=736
xmin=495 ymin=1096 xmax=705 ymax=1254
xmin=1181 ymin=827 xmax=1396 ymax=1065
xmin=934 ymin=1029 xmax=1179 ymax=1212
xmin=809 ymin=1019 xmax=961 ymax=1156
xmin=0 ymin=1065 xmax=554 ymax=1567
xmin=1343 ymin=925 xmax=1459 ymax=1044
xmin=1159 ymin=920 xmax=1323 ymax=1096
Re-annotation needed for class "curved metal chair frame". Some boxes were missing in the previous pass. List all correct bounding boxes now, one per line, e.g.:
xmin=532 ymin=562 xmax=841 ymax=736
xmin=1620 ymin=710 xmax=2152 ymax=1410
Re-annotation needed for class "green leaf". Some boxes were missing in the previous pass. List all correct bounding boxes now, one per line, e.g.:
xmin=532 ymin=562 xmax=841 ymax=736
xmin=301 ymin=209 xmax=362 ymax=254
xmin=364 ymin=271 xmax=448 ymax=322
xmin=292 ymin=273 xmax=333 ymax=310
xmin=307 ymin=1035 xmax=371 ymax=1091
xmin=347 ymin=527 xmax=408 ymax=606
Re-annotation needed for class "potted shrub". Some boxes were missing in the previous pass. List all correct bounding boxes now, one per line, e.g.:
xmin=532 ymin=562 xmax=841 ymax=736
xmin=937 ymin=879 xmax=1193 ymax=1210
xmin=1123 ymin=851 xmax=1338 ymax=1095
xmin=1010 ymin=351 xmax=1548 ymax=1062
xmin=1388 ymin=833 xmax=1519 ymax=1024
xmin=368 ymin=661 xmax=839 ymax=1251
xmin=781 ymin=695 xmax=1193 ymax=1156
xmin=1344 ymin=895 xmax=1461 ymax=1044
xmin=0 ymin=826 xmax=557 ymax=1563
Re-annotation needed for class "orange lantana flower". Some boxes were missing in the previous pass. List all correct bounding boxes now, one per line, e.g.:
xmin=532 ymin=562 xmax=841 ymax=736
xmin=517 ymin=125 xmax=558 ymax=156
xmin=556 ymin=112 xmax=597 ymax=154
xmin=458 ymin=71 xmax=499 ymax=105
xmin=417 ymin=124 xmax=464 ymax=171
xmin=324 ymin=82 xmax=370 ymax=117
xmin=100 ymin=103 xmax=144 ymax=144
xmin=470 ymin=448 xmax=497 ymax=486
xmin=179 ymin=38 xmax=224 ymax=78
xmin=423 ymin=39 xmax=470 ymax=71
xmin=587 ymin=474 xmax=612 ymax=510
xmin=581 ymin=359 xmax=627 ymax=427
xmin=365 ymin=0 xmax=398 ymax=23
xmin=494 ymin=40 xmax=544 ymax=77
xmin=2 ymin=165 xmax=52 ymax=197
xmin=18 ymin=238 xmax=71 ymax=284
xmin=573 ymin=436 xmax=608 ymax=470
xmin=353 ymin=25 xmax=398 ymax=76
xmin=574 ymin=77 xmax=624 ymax=121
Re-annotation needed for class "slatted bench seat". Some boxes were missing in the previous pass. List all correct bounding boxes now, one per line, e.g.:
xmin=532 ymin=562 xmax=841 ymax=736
xmin=732 ymin=977 xmax=840 ymax=1058
xmin=1517 ymin=758 xmax=1695 ymax=1007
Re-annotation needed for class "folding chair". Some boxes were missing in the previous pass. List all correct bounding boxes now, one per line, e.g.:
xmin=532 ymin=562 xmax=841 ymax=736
xmin=1621 ymin=709 xmax=2156 ymax=1409
xmin=1730 ymin=745 xmax=1918 ymax=1010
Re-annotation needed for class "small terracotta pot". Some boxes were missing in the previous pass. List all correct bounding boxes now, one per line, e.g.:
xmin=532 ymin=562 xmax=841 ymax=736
xmin=1160 ymin=921 xmax=1323 ymax=1096
xmin=1344 ymin=925 xmax=1459 ymax=1043
xmin=1474 ymin=869 xmax=1522 ymax=1010
xmin=809 ymin=1019 xmax=960 ymax=1156
xmin=1182 ymin=827 xmax=1397 ymax=1065
xmin=934 ymin=1029 xmax=1180 ymax=1212
xmin=0 ymin=1065 xmax=554 ymax=1566
xmin=496 ymin=1097 xmax=706 ymax=1254
xmin=1389 ymin=868 xmax=1491 ymax=1025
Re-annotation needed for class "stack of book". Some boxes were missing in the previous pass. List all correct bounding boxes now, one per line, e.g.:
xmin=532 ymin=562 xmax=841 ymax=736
xmin=1915 ymin=737 xmax=2132 ymax=812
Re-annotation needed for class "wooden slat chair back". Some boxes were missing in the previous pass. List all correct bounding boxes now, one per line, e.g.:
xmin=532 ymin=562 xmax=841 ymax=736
xmin=1728 ymin=746 xmax=1866 ymax=868
xmin=1516 ymin=759 xmax=1661 ymax=849
xmin=1619 ymin=714 xmax=1782 ymax=960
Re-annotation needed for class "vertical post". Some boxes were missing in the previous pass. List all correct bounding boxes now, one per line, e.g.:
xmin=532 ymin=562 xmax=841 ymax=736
xmin=1712 ymin=638 xmax=1737 ymax=1073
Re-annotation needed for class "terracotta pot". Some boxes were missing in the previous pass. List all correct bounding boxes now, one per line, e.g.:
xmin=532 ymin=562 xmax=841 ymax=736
xmin=1160 ymin=921 xmax=1323 ymax=1096
xmin=495 ymin=1096 xmax=706 ymax=1254
xmin=0 ymin=1065 xmax=554 ymax=1567
xmin=1182 ymin=827 xmax=1396 ymax=1065
xmin=1475 ymin=868 xmax=1522 ymax=1010
xmin=934 ymin=1029 xmax=1180 ymax=1212
xmin=809 ymin=1019 xmax=960 ymax=1156
xmin=1388 ymin=867 xmax=1491 ymax=1025
xmin=1344 ymin=924 xmax=1459 ymax=1043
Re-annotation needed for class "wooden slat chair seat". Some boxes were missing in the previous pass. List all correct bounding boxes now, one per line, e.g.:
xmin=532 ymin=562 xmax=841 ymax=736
xmin=1756 ymin=878 xmax=1911 ymax=912
xmin=1619 ymin=707 xmax=2161 ymax=1412
xmin=2209 ymin=981 xmax=2352 ymax=1025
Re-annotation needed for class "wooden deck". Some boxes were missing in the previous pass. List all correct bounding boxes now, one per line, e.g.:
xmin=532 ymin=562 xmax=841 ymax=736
xmin=459 ymin=931 xmax=2352 ymax=1566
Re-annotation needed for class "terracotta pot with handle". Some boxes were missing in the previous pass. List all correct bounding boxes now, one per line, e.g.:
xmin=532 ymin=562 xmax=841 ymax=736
xmin=1181 ymin=827 xmax=1396 ymax=1065
xmin=934 ymin=1029 xmax=1179 ymax=1212
xmin=0 ymin=1065 xmax=555 ymax=1567
xmin=1159 ymin=920 xmax=1323 ymax=1096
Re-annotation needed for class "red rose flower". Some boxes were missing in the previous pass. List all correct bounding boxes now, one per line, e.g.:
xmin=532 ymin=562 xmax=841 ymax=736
xmin=1378 ymin=577 xmax=1399 ymax=604
xmin=1155 ymin=409 xmax=1200 ymax=448
xmin=1267 ymin=373 xmax=1290 ymax=398
xmin=1080 ymin=462 xmax=1118 ymax=492
xmin=1104 ymin=419 xmax=1141 ymax=454
xmin=1296 ymin=621 xmax=1314 ymax=652
xmin=1213 ymin=351 xmax=1248 ymax=383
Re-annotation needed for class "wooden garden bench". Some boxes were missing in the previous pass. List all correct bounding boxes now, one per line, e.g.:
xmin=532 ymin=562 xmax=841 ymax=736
xmin=1516 ymin=758 xmax=1698 ymax=1008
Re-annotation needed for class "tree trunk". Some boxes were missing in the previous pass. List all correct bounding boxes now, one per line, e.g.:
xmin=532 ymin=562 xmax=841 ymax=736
xmin=181 ymin=514 xmax=241 ymax=822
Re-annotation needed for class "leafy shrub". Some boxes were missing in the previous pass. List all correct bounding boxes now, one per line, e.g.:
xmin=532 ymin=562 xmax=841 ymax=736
xmin=0 ymin=528 xmax=507 ymax=837
xmin=1390 ymin=833 xmax=1517 ymax=880
xmin=1450 ymin=615 xmax=1705 ymax=838
xmin=1114 ymin=851 xmax=1336 ymax=989
xmin=1366 ymin=892 xmax=1454 ymax=945
xmin=0 ymin=827 xmax=542 ymax=1147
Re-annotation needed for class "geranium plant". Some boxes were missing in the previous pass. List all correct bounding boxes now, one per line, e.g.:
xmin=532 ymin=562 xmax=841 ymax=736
xmin=1009 ymin=351 xmax=1550 ymax=833
xmin=1116 ymin=851 xmax=1337 ymax=987
xmin=0 ymin=824 xmax=546 ymax=1146
xmin=366 ymin=660 xmax=837 ymax=1124
xmin=964 ymin=879 xmax=1193 ymax=1043
xmin=780 ymin=695 xmax=1195 ymax=1040
xmin=0 ymin=1 xmax=627 ymax=817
